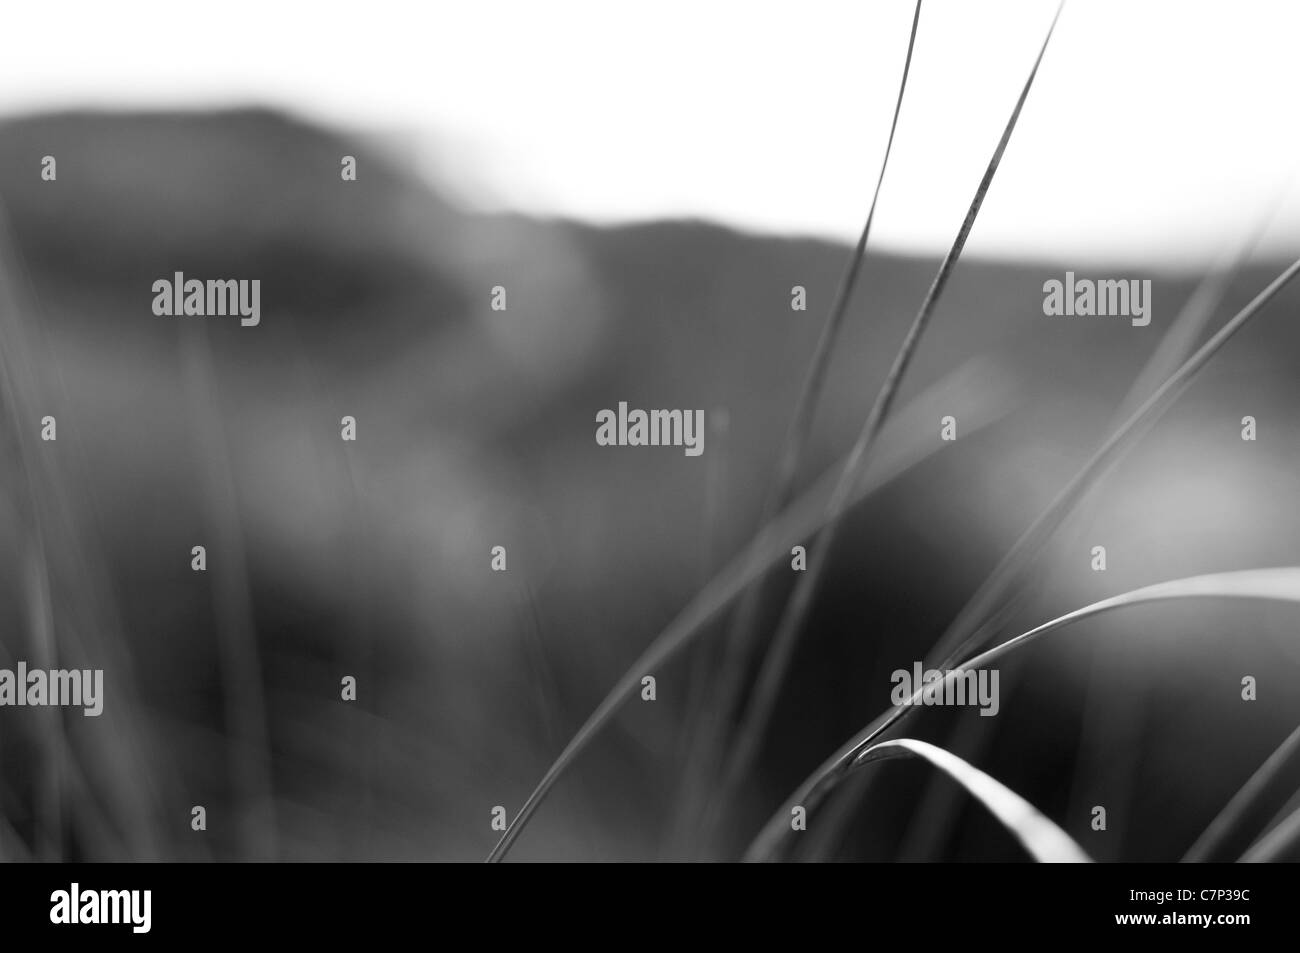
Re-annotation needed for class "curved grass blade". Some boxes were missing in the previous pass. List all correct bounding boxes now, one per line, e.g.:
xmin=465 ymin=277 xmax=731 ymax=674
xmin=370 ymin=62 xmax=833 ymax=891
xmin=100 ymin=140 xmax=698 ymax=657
xmin=844 ymin=738 xmax=1090 ymax=862
xmin=898 ymin=217 xmax=1278 ymax=863
xmin=756 ymin=249 xmax=1300 ymax=851
xmin=745 ymin=567 xmax=1300 ymax=861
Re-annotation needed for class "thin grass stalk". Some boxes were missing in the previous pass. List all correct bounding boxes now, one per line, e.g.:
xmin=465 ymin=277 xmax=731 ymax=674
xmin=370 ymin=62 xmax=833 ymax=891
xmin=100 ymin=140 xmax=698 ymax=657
xmin=484 ymin=360 xmax=1019 ymax=861
xmin=1239 ymin=801 xmax=1300 ymax=862
xmin=676 ymin=0 xmax=925 ymax=851
xmin=716 ymin=0 xmax=1066 ymax=804
xmin=1184 ymin=721 xmax=1300 ymax=862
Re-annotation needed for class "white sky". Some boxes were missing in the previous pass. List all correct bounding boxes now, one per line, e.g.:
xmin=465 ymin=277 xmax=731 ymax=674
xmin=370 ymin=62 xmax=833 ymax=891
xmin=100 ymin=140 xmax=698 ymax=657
xmin=4 ymin=0 xmax=1299 ymax=264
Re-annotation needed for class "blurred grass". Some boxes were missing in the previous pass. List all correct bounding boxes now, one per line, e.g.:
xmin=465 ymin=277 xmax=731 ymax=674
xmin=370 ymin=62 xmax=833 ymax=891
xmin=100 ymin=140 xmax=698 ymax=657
xmin=0 ymin=101 xmax=1298 ymax=862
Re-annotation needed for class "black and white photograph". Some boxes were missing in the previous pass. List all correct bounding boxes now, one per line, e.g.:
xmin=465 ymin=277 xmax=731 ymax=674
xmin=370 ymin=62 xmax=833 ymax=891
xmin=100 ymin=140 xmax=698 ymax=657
xmin=0 ymin=0 xmax=1294 ymax=933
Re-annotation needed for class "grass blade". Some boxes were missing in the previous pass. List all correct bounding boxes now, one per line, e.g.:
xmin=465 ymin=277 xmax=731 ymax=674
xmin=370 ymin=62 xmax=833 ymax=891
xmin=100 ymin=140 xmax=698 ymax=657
xmin=1239 ymin=802 xmax=1300 ymax=862
xmin=682 ymin=0 xmax=926 ymax=845
xmin=921 ymin=255 xmax=1300 ymax=675
xmin=1184 ymin=721 xmax=1300 ymax=862
xmin=761 ymin=0 xmax=924 ymax=516
xmin=484 ymin=357 xmax=1020 ymax=861
xmin=745 ymin=567 xmax=1300 ymax=861
xmin=928 ymin=194 xmax=1297 ymax=681
xmin=719 ymin=0 xmax=1066 ymax=798
xmin=898 ymin=218 xmax=1276 ymax=862
xmin=843 ymin=738 xmax=1090 ymax=863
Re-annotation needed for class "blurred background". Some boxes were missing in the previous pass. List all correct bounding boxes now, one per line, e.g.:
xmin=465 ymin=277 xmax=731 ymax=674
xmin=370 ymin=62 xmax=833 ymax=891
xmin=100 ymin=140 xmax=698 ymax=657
xmin=1 ymin=1 xmax=1300 ymax=861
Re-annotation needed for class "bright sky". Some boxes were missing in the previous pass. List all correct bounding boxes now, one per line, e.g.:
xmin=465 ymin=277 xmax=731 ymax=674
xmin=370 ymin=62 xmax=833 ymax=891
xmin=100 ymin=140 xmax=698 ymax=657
xmin=4 ymin=0 xmax=1299 ymax=264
